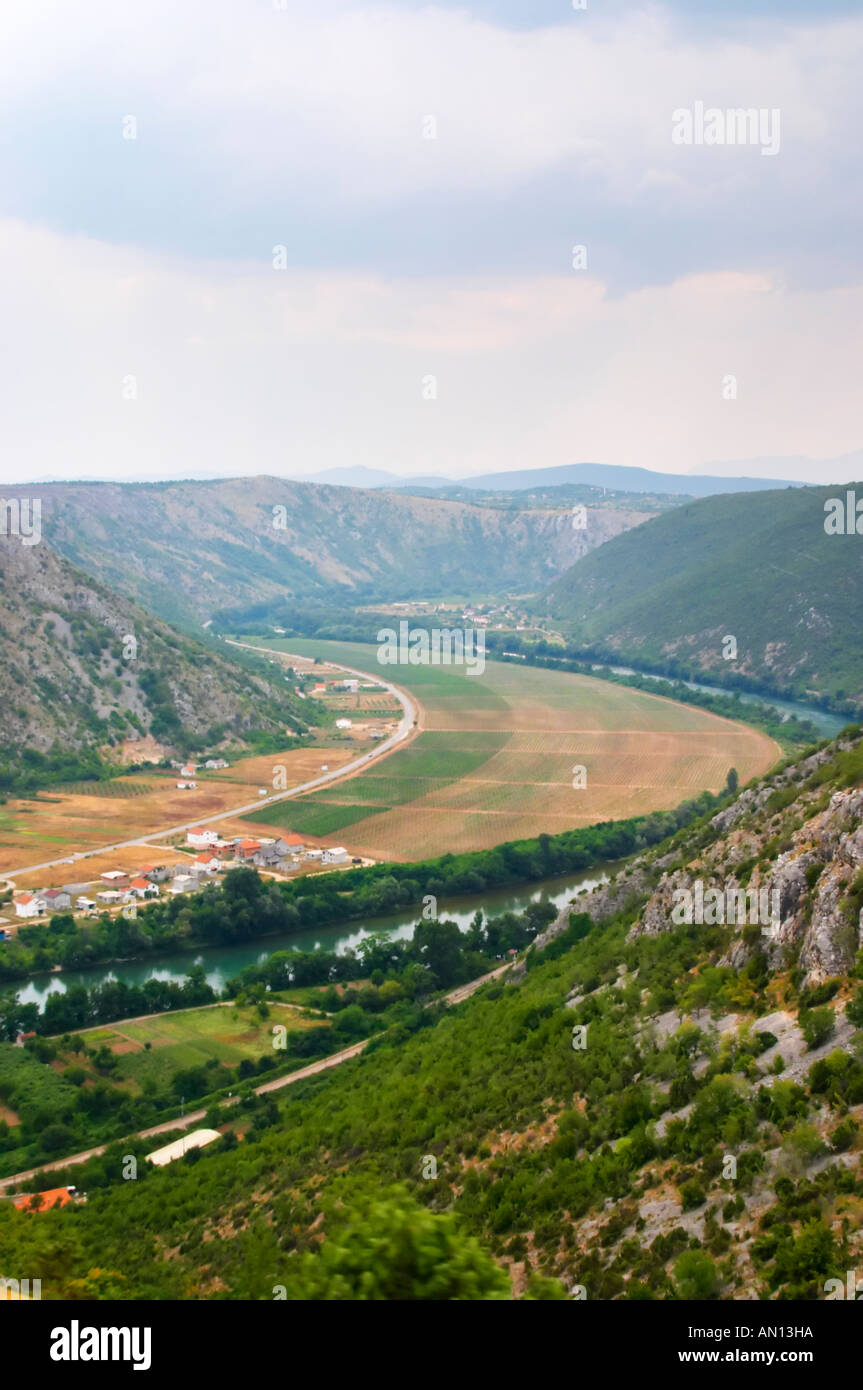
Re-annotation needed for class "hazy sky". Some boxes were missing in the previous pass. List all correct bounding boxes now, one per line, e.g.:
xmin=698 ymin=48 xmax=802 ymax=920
xmin=1 ymin=0 xmax=861 ymax=485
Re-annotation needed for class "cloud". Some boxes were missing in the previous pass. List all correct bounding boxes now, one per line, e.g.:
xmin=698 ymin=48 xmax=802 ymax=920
xmin=0 ymin=2 xmax=861 ymax=287
xmin=1 ymin=218 xmax=860 ymax=485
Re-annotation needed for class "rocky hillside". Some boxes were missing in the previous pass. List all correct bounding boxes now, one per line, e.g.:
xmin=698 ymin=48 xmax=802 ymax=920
xmin=0 ymin=536 xmax=313 ymax=790
xmin=34 ymin=475 xmax=652 ymax=628
xmin=3 ymin=728 xmax=861 ymax=1300
xmin=542 ymin=483 xmax=863 ymax=709
xmin=537 ymin=729 xmax=863 ymax=990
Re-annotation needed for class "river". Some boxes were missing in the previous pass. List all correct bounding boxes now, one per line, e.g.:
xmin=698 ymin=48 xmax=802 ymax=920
xmin=17 ymin=863 xmax=622 ymax=1011
xmin=598 ymin=665 xmax=847 ymax=739
xmin=17 ymin=666 xmax=844 ymax=1012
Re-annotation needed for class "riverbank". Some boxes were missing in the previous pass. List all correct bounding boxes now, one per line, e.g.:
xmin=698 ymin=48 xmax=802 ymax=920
xmin=14 ymin=862 xmax=619 ymax=1009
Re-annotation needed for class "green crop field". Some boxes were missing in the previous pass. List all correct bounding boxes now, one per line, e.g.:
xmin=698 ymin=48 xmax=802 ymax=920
xmin=79 ymin=1004 xmax=327 ymax=1090
xmin=240 ymin=638 xmax=781 ymax=860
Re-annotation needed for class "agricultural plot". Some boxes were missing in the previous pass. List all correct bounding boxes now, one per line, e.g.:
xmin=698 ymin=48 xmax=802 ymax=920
xmin=2 ymin=745 xmax=358 ymax=885
xmin=56 ymin=781 xmax=157 ymax=799
xmin=240 ymin=639 xmax=781 ymax=861
xmin=77 ymin=1004 xmax=327 ymax=1092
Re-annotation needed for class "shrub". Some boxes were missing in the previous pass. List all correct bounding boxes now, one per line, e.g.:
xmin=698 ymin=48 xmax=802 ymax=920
xmin=799 ymin=1007 xmax=835 ymax=1051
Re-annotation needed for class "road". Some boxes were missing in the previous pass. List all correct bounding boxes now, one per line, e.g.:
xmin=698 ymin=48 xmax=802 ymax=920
xmin=0 ymin=961 xmax=512 ymax=1193
xmin=3 ymin=651 xmax=417 ymax=881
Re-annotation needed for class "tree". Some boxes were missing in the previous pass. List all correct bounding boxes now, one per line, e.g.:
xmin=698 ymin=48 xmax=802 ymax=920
xmin=413 ymin=919 xmax=465 ymax=989
xmin=673 ymin=1249 xmax=720 ymax=1300
xmin=222 ymin=866 xmax=262 ymax=905
xmin=845 ymin=988 xmax=863 ymax=1028
xmin=286 ymin=1196 xmax=511 ymax=1300
xmin=726 ymin=767 xmax=739 ymax=795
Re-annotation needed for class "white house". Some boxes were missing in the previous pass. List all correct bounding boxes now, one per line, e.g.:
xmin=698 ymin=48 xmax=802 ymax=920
xmin=96 ymin=890 xmax=124 ymax=905
xmin=14 ymin=894 xmax=45 ymax=918
xmin=191 ymin=854 xmax=220 ymax=875
xmin=75 ymin=897 xmax=97 ymax=911
xmin=41 ymin=888 xmax=72 ymax=911
xmin=203 ymin=758 xmax=229 ymax=770
xmin=335 ymin=718 xmax=352 ymax=729
xmin=176 ymin=781 xmax=197 ymax=790
xmin=187 ymin=827 xmax=219 ymax=848
xmin=322 ymin=847 xmax=349 ymax=866
xmin=127 ymin=878 xmax=159 ymax=899
xmin=304 ymin=849 xmax=323 ymax=861
xmin=100 ymin=870 xmax=128 ymax=885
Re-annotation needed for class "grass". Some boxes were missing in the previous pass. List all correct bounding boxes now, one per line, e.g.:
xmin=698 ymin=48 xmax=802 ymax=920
xmin=76 ymin=1004 xmax=327 ymax=1090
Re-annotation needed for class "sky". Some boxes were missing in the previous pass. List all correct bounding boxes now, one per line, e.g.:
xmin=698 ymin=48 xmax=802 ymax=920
xmin=1 ymin=0 xmax=862 ymax=486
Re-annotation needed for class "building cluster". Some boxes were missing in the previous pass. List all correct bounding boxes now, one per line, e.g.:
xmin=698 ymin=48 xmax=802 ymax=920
xmin=9 ymin=831 xmax=356 ymax=926
xmin=169 ymin=758 xmax=229 ymax=789
xmin=186 ymin=827 xmax=350 ymax=869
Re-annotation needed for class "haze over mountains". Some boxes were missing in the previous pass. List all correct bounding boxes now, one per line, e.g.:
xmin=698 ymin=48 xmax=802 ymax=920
xmin=289 ymin=462 xmax=804 ymax=496
xmin=27 ymin=452 xmax=862 ymax=495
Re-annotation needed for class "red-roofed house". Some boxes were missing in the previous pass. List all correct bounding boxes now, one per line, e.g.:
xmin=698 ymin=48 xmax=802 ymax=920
xmin=14 ymin=894 xmax=46 ymax=918
xmin=127 ymin=877 xmax=159 ymax=899
xmin=187 ymin=828 xmax=219 ymax=848
xmin=193 ymin=853 xmax=220 ymax=874
xmin=237 ymin=839 xmax=261 ymax=859
xmin=140 ymin=864 xmax=172 ymax=883
xmin=42 ymin=888 xmax=72 ymax=910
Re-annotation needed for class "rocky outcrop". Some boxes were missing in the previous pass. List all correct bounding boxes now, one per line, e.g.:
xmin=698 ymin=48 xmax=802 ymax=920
xmin=530 ymin=734 xmax=863 ymax=992
xmin=0 ymin=535 xmax=310 ymax=763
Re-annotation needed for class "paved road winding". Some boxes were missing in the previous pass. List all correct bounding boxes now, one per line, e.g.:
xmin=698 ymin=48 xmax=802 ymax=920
xmin=4 ymin=651 xmax=417 ymax=881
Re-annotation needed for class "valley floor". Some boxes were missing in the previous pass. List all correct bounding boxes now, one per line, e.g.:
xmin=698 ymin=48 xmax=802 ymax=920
xmin=240 ymin=640 xmax=781 ymax=861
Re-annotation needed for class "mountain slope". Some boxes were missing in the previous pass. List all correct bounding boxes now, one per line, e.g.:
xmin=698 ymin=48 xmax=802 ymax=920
xmin=543 ymin=484 xmax=863 ymax=707
xmin=1 ymin=727 xmax=862 ymax=1299
xmin=0 ymin=536 xmax=313 ymax=790
xmin=35 ymin=476 xmax=652 ymax=628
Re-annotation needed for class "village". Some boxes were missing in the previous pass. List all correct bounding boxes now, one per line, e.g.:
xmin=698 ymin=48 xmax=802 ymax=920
xmin=4 ymin=825 xmax=362 ymax=936
xmin=0 ymin=664 xmax=402 ymax=938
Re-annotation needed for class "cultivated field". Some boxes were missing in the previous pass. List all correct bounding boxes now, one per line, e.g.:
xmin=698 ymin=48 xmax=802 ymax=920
xmin=240 ymin=639 xmax=781 ymax=860
xmin=74 ymin=1003 xmax=326 ymax=1093
xmin=0 ymin=745 xmax=359 ymax=885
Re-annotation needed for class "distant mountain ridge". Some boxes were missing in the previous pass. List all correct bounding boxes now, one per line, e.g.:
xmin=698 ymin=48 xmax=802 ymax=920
xmin=31 ymin=475 xmax=652 ymax=628
xmin=288 ymin=461 xmax=814 ymax=496
xmin=21 ymin=450 xmax=863 ymax=495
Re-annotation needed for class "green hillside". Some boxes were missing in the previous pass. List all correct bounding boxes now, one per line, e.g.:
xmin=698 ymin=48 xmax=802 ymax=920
xmin=542 ymin=484 xmax=863 ymax=709
xmin=2 ymin=726 xmax=863 ymax=1299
